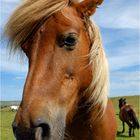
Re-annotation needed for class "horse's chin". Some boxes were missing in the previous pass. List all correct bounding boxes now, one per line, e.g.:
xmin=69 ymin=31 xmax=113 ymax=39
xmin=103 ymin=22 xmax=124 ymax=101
xmin=50 ymin=130 xmax=65 ymax=140
xmin=49 ymin=121 xmax=65 ymax=140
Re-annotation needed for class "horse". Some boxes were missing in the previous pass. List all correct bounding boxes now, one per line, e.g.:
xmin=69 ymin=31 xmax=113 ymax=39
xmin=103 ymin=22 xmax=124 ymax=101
xmin=119 ymin=98 xmax=140 ymax=137
xmin=10 ymin=105 xmax=19 ymax=111
xmin=5 ymin=0 xmax=117 ymax=139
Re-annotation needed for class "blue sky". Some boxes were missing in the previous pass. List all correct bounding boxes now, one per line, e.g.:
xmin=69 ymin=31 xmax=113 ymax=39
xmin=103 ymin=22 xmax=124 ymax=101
xmin=0 ymin=0 xmax=140 ymax=101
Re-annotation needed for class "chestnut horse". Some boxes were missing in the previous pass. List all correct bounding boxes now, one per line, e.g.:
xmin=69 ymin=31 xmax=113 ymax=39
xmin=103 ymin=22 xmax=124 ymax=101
xmin=119 ymin=98 xmax=140 ymax=137
xmin=5 ymin=0 xmax=117 ymax=139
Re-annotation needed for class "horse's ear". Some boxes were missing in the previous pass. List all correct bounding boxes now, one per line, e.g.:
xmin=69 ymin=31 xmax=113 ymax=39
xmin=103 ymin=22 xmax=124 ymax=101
xmin=71 ymin=0 xmax=103 ymax=17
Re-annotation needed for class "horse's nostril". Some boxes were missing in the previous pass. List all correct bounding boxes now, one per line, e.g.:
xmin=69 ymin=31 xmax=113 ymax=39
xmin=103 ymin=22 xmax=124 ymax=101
xmin=39 ymin=123 xmax=50 ymax=137
xmin=35 ymin=123 xmax=50 ymax=138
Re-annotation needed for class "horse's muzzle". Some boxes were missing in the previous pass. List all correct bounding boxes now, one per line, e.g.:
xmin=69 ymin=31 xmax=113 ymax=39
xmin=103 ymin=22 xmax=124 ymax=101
xmin=12 ymin=122 xmax=50 ymax=140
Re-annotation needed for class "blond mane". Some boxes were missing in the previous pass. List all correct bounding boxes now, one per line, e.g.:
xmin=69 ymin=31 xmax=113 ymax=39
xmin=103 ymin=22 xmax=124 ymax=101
xmin=5 ymin=0 xmax=108 ymax=116
xmin=86 ymin=20 xmax=109 ymax=117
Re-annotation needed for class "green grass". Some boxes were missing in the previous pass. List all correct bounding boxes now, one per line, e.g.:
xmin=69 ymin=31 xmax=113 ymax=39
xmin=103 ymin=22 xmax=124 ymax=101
xmin=0 ymin=96 xmax=140 ymax=140
xmin=0 ymin=107 xmax=16 ymax=140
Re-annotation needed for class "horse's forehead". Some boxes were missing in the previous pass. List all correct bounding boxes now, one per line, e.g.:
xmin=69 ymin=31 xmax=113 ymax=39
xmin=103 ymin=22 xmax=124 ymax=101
xmin=61 ymin=7 xmax=79 ymax=20
xmin=53 ymin=7 xmax=83 ymax=31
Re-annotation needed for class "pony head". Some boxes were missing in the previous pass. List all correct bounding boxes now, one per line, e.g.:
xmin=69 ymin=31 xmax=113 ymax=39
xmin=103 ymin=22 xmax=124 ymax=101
xmin=5 ymin=0 xmax=109 ymax=139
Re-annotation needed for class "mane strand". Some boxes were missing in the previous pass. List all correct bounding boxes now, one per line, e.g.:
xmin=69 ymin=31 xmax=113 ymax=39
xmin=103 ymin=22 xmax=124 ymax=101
xmin=86 ymin=20 xmax=109 ymax=117
xmin=5 ymin=0 xmax=69 ymax=49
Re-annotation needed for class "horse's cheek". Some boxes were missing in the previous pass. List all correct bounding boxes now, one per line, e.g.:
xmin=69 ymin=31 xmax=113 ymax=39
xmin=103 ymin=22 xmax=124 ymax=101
xmin=59 ymin=77 xmax=79 ymax=106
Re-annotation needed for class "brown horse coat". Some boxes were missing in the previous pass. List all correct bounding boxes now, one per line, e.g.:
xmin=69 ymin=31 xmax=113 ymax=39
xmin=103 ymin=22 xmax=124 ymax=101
xmin=65 ymin=99 xmax=117 ymax=140
xmin=119 ymin=104 xmax=136 ymax=124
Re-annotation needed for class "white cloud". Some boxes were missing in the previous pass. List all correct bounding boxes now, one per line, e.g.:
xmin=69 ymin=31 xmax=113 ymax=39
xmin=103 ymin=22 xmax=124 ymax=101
xmin=109 ymin=52 xmax=139 ymax=72
xmin=93 ymin=0 xmax=139 ymax=29
xmin=111 ymin=82 xmax=139 ymax=91
xmin=111 ymin=71 xmax=140 ymax=82
xmin=15 ymin=76 xmax=25 ymax=80
xmin=0 ymin=48 xmax=28 ymax=73
xmin=110 ymin=70 xmax=140 ymax=97
xmin=2 ymin=0 xmax=19 ymax=2
xmin=0 ymin=0 xmax=21 ymax=32
xmin=106 ymin=39 xmax=140 ymax=71
xmin=109 ymin=67 xmax=139 ymax=96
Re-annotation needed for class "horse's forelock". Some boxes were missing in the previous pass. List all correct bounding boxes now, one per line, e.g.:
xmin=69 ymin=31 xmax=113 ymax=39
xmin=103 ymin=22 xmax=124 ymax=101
xmin=5 ymin=0 xmax=69 ymax=49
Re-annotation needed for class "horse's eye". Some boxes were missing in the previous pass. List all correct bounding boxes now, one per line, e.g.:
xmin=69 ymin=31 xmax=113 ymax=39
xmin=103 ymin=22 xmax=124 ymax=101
xmin=58 ymin=33 xmax=78 ymax=51
xmin=64 ymin=36 xmax=76 ymax=47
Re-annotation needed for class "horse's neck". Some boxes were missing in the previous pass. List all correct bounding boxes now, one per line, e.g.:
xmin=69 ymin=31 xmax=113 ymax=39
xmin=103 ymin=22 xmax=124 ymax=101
xmin=65 ymin=98 xmax=104 ymax=140
xmin=66 ymin=100 xmax=93 ymax=140
xmin=120 ymin=103 xmax=127 ymax=109
xmin=65 ymin=99 xmax=117 ymax=140
xmin=120 ymin=103 xmax=130 ymax=110
xmin=66 ymin=114 xmax=92 ymax=140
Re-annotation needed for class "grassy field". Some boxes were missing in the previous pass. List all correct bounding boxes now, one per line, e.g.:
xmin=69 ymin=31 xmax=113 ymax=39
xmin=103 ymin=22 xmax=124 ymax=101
xmin=0 ymin=107 xmax=16 ymax=140
xmin=0 ymin=96 xmax=140 ymax=140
